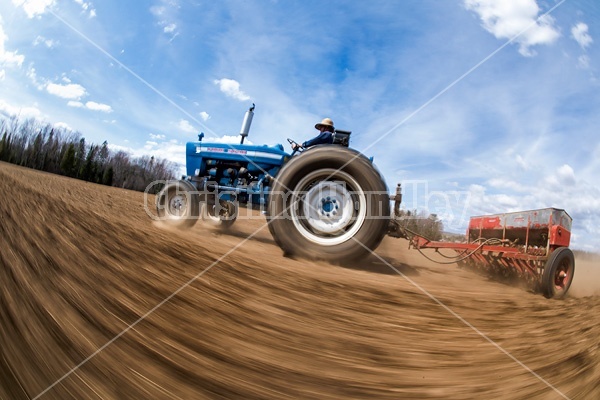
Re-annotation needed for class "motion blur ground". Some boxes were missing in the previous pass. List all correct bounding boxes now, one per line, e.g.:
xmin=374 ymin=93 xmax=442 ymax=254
xmin=1 ymin=161 xmax=600 ymax=399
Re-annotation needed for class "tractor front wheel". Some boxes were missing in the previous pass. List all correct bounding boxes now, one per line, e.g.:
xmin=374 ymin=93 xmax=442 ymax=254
xmin=156 ymin=180 xmax=200 ymax=229
xmin=267 ymin=146 xmax=390 ymax=263
xmin=201 ymin=200 xmax=238 ymax=230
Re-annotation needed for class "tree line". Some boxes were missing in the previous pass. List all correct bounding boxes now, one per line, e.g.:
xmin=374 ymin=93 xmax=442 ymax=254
xmin=0 ymin=116 xmax=178 ymax=192
xmin=395 ymin=209 xmax=445 ymax=241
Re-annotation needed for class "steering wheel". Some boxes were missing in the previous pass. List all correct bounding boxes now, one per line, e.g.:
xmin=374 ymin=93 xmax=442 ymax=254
xmin=287 ymin=138 xmax=304 ymax=155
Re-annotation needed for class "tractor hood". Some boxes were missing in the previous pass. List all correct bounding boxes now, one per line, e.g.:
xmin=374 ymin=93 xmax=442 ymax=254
xmin=185 ymin=141 xmax=289 ymax=177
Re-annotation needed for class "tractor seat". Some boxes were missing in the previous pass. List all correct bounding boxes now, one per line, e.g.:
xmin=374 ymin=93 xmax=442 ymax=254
xmin=332 ymin=129 xmax=351 ymax=147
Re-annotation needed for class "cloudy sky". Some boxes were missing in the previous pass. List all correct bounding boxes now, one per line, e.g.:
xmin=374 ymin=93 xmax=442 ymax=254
xmin=1 ymin=0 xmax=599 ymax=250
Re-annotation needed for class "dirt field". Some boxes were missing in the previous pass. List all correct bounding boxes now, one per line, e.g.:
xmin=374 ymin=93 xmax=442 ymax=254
xmin=1 ymin=161 xmax=599 ymax=399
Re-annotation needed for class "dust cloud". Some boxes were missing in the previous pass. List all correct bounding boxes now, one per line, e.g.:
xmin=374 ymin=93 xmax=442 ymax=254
xmin=570 ymin=255 xmax=600 ymax=297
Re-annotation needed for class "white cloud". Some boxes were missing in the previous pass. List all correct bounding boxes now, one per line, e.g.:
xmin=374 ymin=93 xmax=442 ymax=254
xmin=177 ymin=119 xmax=196 ymax=133
xmin=199 ymin=111 xmax=210 ymax=121
xmin=85 ymin=101 xmax=112 ymax=113
xmin=515 ymin=154 xmax=528 ymax=170
xmin=68 ymin=100 xmax=112 ymax=112
xmin=556 ymin=164 xmax=576 ymax=186
xmin=12 ymin=0 xmax=55 ymax=18
xmin=571 ymin=22 xmax=593 ymax=49
xmin=26 ymin=66 xmax=45 ymax=90
xmin=0 ymin=25 xmax=25 ymax=67
xmin=150 ymin=3 xmax=179 ymax=38
xmin=464 ymin=0 xmax=560 ymax=57
xmin=54 ymin=121 xmax=72 ymax=131
xmin=149 ymin=6 xmax=165 ymax=17
xmin=150 ymin=133 xmax=166 ymax=140
xmin=488 ymin=177 xmax=526 ymax=192
xmin=46 ymin=82 xmax=87 ymax=99
xmin=214 ymin=78 xmax=251 ymax=101
xmin=109 ymin=139 xmax=186 ymax=170
xmin=12 ymin=0 xmax=92 ymax=18
xmin=206 ymin=135 xmax=251 ymax=145
xmin=33 ymin=35 xmax=57 ymax=48
xmin=72 ymin=0 xmax=96 ymax=18
xmin=0 ymin=99 xmax=41 ymax=118
xmin=67 ymin=100 xmax=84 ymax=108
xmin=577 ymin=55 xmax=590 ymax=69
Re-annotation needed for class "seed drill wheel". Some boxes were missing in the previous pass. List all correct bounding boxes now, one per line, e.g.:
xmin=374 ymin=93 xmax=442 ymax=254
xmin=156 ymin=180 xmax=200 ymax=229
xmin=541 ymin=247 xmax=575 ymax=299
xmin=267 ymin=146 xmax=390 ymax=263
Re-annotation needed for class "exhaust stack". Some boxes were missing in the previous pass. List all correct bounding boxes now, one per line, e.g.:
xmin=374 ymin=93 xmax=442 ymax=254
xmin=240 ymin=103 xmax=255 ymax=144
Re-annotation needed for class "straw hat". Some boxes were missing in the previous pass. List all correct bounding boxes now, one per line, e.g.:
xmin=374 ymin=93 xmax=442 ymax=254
xmin=315 ymin=118 xmax=334 ymax=130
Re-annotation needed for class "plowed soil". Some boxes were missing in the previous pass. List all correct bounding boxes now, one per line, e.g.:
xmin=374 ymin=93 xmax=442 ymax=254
xmin=1 ymin=161 xmax=599 ymax=400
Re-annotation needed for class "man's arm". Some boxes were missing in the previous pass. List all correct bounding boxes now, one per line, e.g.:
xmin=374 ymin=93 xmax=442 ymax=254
xmin=302 ymin=131 xmax=333 ymax=148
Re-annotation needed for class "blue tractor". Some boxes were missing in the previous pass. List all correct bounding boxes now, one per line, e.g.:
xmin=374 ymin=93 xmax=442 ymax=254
xmin=156 ymin=105 xmax=391 ymax=263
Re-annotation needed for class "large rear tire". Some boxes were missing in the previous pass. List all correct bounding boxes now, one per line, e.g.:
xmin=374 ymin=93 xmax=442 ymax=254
xmin=541 ymin=247 xmax=575 ymax=299
xmin=156 ymin=180 xmax=200 ymax=229
xmin=267 ymin=146 xmax=390 ymax=263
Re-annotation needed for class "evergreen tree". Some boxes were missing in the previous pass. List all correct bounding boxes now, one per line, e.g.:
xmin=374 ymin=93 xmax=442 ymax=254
xmin=0 ymin=132 xmax=7 ymax=161
xmin=102 ymin=166 xmax=114 ymax=186
xmin=60 ymin=143 xmax=77 ymax=177
xmin=81 ymin=144 xmax=98 ymax=182
xmin=75 ymin=137 xmax=86 ymax=178
xmin=30 ymin=132 xmax=44 ymax=170
xmin=99 ymin=140 xmax=109 ymax=165
xmin=42 ymin=128 xmax=55 ymax=172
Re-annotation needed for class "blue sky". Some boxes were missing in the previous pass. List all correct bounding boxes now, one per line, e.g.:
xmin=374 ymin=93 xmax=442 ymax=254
xmin=1 ymin=0 xmax=599 ymax=250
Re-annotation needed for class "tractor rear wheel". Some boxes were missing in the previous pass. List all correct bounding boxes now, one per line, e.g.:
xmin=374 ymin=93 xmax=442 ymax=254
xmin=541 ymin=247 xmax=575 ymax=299
xmin=267 ymin=146 xmax=390 ymax=263
xmin=156 ymin=180 xmax=200 ymax=229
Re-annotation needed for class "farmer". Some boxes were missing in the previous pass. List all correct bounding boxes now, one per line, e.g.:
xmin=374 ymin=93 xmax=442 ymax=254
xmin=292 ymin=118 xmax=335 ymax=150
